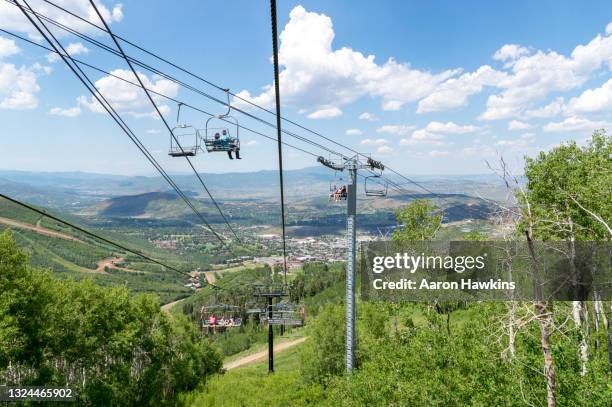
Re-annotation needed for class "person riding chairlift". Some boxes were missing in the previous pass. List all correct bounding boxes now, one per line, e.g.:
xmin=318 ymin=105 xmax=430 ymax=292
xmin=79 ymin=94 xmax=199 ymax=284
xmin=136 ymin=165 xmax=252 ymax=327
xmin=224 ymin=129 xmax=241 ymax=160
xmin=208 ymin=313 xmax=217 ymax=326
xmin=333 ymin=185 xmax=347 ymax=201
xmin=213 ymin=131 xmax=241 ymax=160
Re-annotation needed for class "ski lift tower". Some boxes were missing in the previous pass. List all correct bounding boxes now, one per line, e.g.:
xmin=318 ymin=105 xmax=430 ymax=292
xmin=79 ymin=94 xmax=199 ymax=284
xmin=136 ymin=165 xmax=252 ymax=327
xmin=317 ymin=154 xmax=385 ymax=373
xmin=252 ymin=283 xmax=287 ymax=374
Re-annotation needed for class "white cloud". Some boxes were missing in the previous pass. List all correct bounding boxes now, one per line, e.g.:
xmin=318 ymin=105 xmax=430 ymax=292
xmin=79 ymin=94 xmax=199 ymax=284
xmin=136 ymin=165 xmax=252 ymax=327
xmin=306 ymin=106 xmax=342 ymax=119
xmin=418 ymin=24 xmax=612 ymax=118
xmin=521 ymin=132 xmax=535 ymax=139
xmin=235 ymin=6 xmax=457 ymax=113
xmin=0 ymin=63 xmax=39 ymax=109
xmin=345 ymin=128 xmax=362 ymax=136
xmin=566 ymin=79 xmax=612 ymax=113
xmin=428 ymin=150 xmax=450 ymax=157
xmin=480 ymin=25 xmax=612 ymax=120
xmin=360 ymin=138 xmax=388 ymax=146
xmin=359 ymin=112 xmax=378 ymax=121
xmin=417 ymin=66 xmax=507 ymax=113
xmin=0 ymin=0 xmax=123 ymax=39
xmin=462 ymin=145 xmax=496 ymax=156
xmin=398 ymin=121 xmax=478 ymax=146
xmin=496 ymin=139 xmax=529 ymax=147
xmin=78 ymin=69 xmax=179 ymax=118
xmin=525 ymin=97 xmax=565 ymax=118
xmin=244 ymin=140 xmax=259 ymax=147
xmin=376 ymin=145 xmax=394 ymax=155
xmin=507 ymin=120 xmax=532 ymax=131
xmin=47 ymin=41 xmax=88 ymax=63
xmin=493 ymin=44 xmax=530 ymax=62
xmin=543 ymin=116 xmax=611 ymax=133
xmin=49 ymin=106 xmax=80 ymax=117
xmin=424 ymin=121 xmax=480 ymax=134
xmin=0 ymin=36 xmax=20 ymax=58
xmin=146 ymin=129 xmax=161 ymax=134
xmin=399 ymin=129 xmax=446 ymax=146
xmin=376 ymin=124 xmax=415 ymax=136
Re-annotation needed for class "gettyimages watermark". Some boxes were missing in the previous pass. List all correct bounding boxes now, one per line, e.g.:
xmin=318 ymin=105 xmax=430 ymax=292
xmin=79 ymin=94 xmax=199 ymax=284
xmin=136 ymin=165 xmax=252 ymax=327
xmin=361 ymin=241 xmax=611 ymax=302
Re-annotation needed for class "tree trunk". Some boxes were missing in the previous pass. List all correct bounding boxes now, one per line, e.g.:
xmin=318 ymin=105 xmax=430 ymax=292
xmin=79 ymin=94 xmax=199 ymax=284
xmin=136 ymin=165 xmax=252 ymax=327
xmin=508 ymin=301 xmax=516 ymax=359
xmin=535 ymin=300 xmax=557 ymax=407
xmin=525 ymin=231 xmax=556 ymax=407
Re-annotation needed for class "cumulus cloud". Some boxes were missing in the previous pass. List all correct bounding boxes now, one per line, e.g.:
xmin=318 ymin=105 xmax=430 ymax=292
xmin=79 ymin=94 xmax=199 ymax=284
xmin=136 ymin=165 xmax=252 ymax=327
xmin=0 ymin=63 xmax=39 ymax=109
xmin=418 ymin=23 xmax=612 ymax=119
xmin=399 ymin=121 xmax=478 ymax=146
xmin=345 ymin=128 xmax=362 ymax=136
xmin=306 ymin=106 xmax=342 ymax=119
xmin=47 ymin=41 xmax=88 ymax=63
xmin=417 ymin=66 xmax=507 ymax=113
xmin=49 ymin=106 xmax=80 ymax=117
xmin=77 ymin=69 xmax=179 ymax=118
xmin=360 ymin=138 xmax=389 ymax=146
xmin=496 ymin=139 xmax=530 ymax=147
xmin=493 ymin=44 xmax=530 ymax=62
xmin=376 ymin=145 xmax=394 ymax=155
xmin=543 ymin=116 xmax=611 ymax=133
xmin=376 ymin=124 xmax=416 ymax=136
xmin=507 ymin=120 xmax=532 ymax=131
xmin=424 ymin=121 xmax=480 ymax=134
xmin=566 ymin=79 xmax=612 ymax=113
xmin=0 ymin=36 xmax=20 ymax=58
xmin=479 ymin=24 xmax=612 ymax=120
xmin=234 ymin=6 xmax=457 ymax=113
xmin=359 ymin=112 xmax=378 ymax=121
xmin=0 ymin=0 xmax=123 ymax=39
xmin=525 ymin=97 xmax=565 ymax=118
xmin=399 ymin=130 xmax=445 ymax=147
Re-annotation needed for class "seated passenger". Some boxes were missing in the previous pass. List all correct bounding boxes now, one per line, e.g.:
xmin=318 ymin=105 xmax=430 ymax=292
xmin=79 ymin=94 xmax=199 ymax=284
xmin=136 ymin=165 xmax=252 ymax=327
xmin=209 ymin=313 xmax=217 ymax=326
xmin=225 ymin=130 xmax=241 ymax=160
xmin=212 ymin=132 xmax=229 ymax=151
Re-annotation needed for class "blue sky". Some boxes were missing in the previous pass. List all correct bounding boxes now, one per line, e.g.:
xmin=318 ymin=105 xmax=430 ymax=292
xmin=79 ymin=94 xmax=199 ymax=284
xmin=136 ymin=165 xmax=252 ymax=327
xmin=0 ymin=0 xmax=611 ymax=176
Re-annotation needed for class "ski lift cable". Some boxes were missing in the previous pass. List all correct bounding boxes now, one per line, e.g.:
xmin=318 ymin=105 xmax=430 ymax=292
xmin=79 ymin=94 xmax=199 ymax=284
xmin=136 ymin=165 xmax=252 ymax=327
xmin=12 ymin=2 xmax=345 ymax=160
xmin=6 ymin=1 xmax=431 ymax=199
xmin=10 ymin=0 xmax=228 ymax=247
xmin=87 ymin=0 xmax=240 ymax=243
xmin=0 ymin=28 xmax=323 ymax=162
xmin=0 ymin=193 xmax=192 ymax=278
xmin=2 ymin=26 xmax=421 ymax=203
xmin=23 ymin=0 xmax=443 ymax=198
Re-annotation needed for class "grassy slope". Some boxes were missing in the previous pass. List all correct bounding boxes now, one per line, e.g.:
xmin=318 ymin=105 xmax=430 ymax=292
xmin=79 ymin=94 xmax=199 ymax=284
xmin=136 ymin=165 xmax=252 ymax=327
xmin=179 ymin=342 xmax=325 ymax=407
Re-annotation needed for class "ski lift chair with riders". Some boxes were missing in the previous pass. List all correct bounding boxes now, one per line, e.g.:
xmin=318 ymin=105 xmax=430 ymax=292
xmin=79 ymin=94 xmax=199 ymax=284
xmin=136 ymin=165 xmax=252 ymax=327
xmin=201 ymin=89 xmax=241 ymax=160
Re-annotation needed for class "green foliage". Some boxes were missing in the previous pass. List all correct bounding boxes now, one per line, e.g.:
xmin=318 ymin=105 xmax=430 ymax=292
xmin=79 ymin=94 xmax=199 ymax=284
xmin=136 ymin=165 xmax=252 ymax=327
xmin=520 ymin=130 xmax=611 ymax=240
xmin=392 ymin=199 xmax=442 ymax=243
xmin=179 ymin=344 xmax=325 ymax=407
xmin=0 ymin=230 xmax=221 ymax=406
xmin=300 ymin=304 xmax=346 ymax=385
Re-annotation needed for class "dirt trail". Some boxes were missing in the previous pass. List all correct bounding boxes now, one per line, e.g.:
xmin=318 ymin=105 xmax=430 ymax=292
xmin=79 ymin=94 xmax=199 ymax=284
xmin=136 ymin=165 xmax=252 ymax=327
xmin=161 ymin=297 xmax=186 ymax=312
xmin=204 ymin=271 xmax=216 ymax=284
xmin=223 ymin=337 xmax=307 ymax=371
xmin=0 ymin=216 xmax=84 ymax=243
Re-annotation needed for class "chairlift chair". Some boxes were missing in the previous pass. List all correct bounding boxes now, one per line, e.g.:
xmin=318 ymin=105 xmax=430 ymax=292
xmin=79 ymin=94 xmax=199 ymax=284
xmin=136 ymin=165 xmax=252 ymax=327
xmin=364 ymin=174 xmax=388 ymax=197
xmin=168 ymin=103 xmax=200 ymax=157
xmin=200 ymin=303 xmax=242 ymax=331
xmin=200 ymin=89 xmax=241 ymax=154
xmin=328 ymin=172 xmax=347 ymax=202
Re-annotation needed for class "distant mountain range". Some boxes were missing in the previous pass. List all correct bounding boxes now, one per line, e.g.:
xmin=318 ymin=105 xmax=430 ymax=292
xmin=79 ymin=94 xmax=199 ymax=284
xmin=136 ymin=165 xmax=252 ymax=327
xmin=0 ymin=167 xmax=510 ymax=215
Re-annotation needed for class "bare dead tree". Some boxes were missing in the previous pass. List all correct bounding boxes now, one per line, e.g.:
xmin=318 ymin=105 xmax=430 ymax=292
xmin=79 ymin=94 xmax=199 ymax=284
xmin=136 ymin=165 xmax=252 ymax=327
xmin=487 ymin=155 xmax=557 ymax=407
